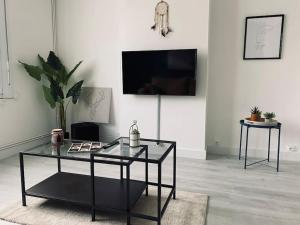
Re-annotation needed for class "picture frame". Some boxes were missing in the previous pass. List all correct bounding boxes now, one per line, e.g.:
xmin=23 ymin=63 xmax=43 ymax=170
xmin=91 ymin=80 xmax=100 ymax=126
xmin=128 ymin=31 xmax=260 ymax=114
xmin=243 ymin=14 xmax=284 ymax=60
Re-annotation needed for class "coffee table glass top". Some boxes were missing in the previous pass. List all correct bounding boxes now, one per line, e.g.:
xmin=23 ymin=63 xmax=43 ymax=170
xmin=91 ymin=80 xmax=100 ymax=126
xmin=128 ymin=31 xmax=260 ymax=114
xmin=97 ymin=137 xmax=174 ymax=162
xmin=23 ymin=137 xmax=175 ymax=163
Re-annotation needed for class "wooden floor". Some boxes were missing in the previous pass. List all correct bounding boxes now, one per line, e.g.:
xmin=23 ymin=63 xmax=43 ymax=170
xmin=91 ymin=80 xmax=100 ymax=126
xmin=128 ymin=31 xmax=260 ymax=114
xmin=0 ymin=153 xmax=300 ymax=225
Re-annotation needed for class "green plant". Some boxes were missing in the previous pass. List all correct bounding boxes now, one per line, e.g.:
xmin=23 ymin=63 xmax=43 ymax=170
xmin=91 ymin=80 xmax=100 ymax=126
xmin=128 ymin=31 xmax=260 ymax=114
xmin=251 ymin=106 xmax=261 ymax=115
xmin=264 ymin=112 xmax=276 ymax=120
xmin=258 ymin=111 xmax=262 ymax=117
xmin=19 ymin=51 xmax=84 ymax=132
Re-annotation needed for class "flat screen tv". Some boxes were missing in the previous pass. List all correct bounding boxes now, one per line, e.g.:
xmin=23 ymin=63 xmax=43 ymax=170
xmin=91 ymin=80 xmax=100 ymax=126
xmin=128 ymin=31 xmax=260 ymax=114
xmin=122 ymin=49 xmax=197 ymax=96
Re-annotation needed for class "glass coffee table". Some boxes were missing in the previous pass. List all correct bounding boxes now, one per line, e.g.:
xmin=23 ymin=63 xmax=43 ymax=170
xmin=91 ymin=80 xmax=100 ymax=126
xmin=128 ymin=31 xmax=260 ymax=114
xmin=20 ymin=137 xmax=176 ymax=225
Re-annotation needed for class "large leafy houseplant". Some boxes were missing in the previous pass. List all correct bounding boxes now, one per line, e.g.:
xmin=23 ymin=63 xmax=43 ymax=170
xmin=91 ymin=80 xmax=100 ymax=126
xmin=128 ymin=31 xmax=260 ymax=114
xmin=19 ymin=51 xmax=84 ymax=133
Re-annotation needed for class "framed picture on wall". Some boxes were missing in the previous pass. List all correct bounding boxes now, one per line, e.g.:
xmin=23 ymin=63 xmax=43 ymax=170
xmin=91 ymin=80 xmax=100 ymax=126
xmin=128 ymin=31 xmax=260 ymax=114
xmin=243 ymin=14 xmax=284 ymax=60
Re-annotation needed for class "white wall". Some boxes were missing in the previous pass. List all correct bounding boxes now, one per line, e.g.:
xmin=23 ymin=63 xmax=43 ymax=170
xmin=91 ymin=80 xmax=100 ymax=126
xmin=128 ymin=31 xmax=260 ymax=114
xmin=118 ymin=0 xmax=209 ymax=159
xmin=207 ymin=0 xmax=300 ymax=161
xmin=0 ymin=0 xmax=55 ymax=156
xmin=56 ymin=0 xmax=209 ymax=159
xmin=56 ymin=0 xmax=121 ymax=142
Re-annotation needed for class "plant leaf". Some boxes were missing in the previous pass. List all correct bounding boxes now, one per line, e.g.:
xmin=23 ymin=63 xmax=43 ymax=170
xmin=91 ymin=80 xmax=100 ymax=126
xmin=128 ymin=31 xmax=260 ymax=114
xmin=18 ymin=61 xmax=43 ymax=81
xmin=57 ymin=66 xmax=68 ymax=84
xmin=46 ymin=51 xmax=68 ymax=83
xmin=38 ymin=55 xmax=58 ymax=82
xmin=63 ymin=60 xmax=83 ymax=85
xmin=66 ymin=80 xmax=84 ymax=104
xmin=47 ymin=51 xmax=64 ymax=71
xmin=38 ymin=55 xmax=56 ymax=76
xmin=49 ymin=77 xmax=64 ymax=100
xmin=42 ymin=85 xmax=56 ymax=108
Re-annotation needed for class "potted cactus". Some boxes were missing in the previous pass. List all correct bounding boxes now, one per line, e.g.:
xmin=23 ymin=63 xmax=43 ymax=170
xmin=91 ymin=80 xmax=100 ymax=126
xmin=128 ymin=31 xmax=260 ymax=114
xmin=250 ymin=106 xmax=262 ymax=121
xmin=264 ymin=112 xmax=276 ymax=123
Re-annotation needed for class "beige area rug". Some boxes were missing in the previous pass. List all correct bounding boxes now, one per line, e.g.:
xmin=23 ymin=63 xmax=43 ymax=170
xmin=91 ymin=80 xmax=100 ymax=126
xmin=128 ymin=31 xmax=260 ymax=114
xmin=0 ymin=189 xmax=208 ymax=225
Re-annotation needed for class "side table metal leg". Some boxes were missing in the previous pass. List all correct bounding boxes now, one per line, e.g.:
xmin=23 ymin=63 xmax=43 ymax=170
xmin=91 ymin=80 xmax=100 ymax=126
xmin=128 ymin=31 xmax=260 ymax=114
xmin=57 ymin=146 xmax=61 ymax=173
xmin=19 ymin=153 xmax=26 ymax=206
xmin=239 ymin=125 xmax=243 ymax=160
xmin=268 ymin=128 xmax=271 ymax=162
xmin=277 ymin=127 xmax=281 ymax=172
xmin=145 ymin=147 xmax=149 ymax=196
xmin=120 ymin=165 xmax=123 ymax=180
xmin=173 ymin=143 xmax=176 ymax=199
xmin=244 ymin=127 xmax=249 ymax=169
xmin=90 ymin=155 xmax=95 ymax=221
xmin=57 ymin=158 xmax=61 ymax=173
xmin=157 ymin=163 xmax=162 ymax=225
xmin=126 ymin=165 xmax=131 ymax=225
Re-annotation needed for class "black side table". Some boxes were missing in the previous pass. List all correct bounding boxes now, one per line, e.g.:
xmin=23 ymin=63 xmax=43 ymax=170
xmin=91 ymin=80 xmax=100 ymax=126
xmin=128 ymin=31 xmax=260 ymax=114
xmin=239 ymin=120 xmax=282 ymax=172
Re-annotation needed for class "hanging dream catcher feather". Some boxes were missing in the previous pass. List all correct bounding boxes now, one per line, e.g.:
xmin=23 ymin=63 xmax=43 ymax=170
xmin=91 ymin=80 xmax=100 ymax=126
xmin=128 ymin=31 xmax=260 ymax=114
xmin=151 ymin=0 xmax=172 ymax=37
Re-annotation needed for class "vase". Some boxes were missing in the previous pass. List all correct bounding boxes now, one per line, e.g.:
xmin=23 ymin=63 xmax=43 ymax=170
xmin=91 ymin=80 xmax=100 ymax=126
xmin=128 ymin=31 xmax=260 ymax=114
xmin=51 ymin=128 xmax=64 ymax=145
xmin=130 ymin=133 xmax=140 ymax=148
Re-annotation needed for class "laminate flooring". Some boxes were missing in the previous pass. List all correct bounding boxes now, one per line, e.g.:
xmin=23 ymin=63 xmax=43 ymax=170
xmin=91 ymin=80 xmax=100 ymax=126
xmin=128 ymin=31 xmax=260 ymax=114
xmin=0 ymin=153 xmax=299 ymax=225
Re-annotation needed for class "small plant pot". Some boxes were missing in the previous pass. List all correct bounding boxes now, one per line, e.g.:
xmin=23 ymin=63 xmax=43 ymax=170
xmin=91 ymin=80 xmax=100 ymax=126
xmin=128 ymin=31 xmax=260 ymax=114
xmin=251 ymin=114 xmax=260 ymax=121
xmin=265 ymin=119 xmax=273 ymax=124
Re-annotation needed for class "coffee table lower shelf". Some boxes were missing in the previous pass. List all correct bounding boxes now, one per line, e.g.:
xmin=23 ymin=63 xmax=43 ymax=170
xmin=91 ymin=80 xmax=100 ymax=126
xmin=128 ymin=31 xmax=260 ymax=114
xmin=26 ymin=172 xmax=146 ymax=211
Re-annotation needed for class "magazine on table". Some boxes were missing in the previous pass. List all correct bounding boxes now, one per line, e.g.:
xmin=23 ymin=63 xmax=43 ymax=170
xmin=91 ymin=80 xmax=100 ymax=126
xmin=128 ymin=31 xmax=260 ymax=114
xmin=68 ymin=142 xmax=103 ymax=153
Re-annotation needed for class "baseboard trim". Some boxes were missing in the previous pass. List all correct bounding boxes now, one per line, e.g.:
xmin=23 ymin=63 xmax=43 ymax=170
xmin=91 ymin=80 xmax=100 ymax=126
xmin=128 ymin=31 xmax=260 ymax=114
xmin=0 ymin=134 xmax=50 ymax=151
xmin=177 ymin=147 xmax=206 ymax=160
xmin=0 ymin=134 xmax=50 ymax=160
xmin=207 ymin=145 xmax=300 ymax=162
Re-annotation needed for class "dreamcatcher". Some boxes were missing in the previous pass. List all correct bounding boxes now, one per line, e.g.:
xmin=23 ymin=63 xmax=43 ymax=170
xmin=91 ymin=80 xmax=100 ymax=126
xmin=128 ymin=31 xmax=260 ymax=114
xmin=151 ymin=0 xmax=172 ymax=37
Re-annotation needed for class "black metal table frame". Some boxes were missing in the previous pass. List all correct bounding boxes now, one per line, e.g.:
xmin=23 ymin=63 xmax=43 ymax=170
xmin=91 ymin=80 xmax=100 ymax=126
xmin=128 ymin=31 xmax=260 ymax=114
xmin=19 ymin=137 xmax=176 ymax=225
xmin=238 ymin=120 xmax=281 ymax=172
xmin=91 ymin=137 xmax=176 ymax=225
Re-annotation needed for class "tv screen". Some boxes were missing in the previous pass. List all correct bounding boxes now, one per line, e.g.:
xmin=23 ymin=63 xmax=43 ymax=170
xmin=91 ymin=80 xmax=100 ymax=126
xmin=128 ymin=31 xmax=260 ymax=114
xmin=122 ymin=49 xmax=197 ymax=96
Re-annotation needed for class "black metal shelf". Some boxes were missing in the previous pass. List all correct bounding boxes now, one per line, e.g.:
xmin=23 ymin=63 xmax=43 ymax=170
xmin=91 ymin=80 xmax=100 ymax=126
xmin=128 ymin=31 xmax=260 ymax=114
xmin=26 ymin=172 xmax=146 ymax=211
